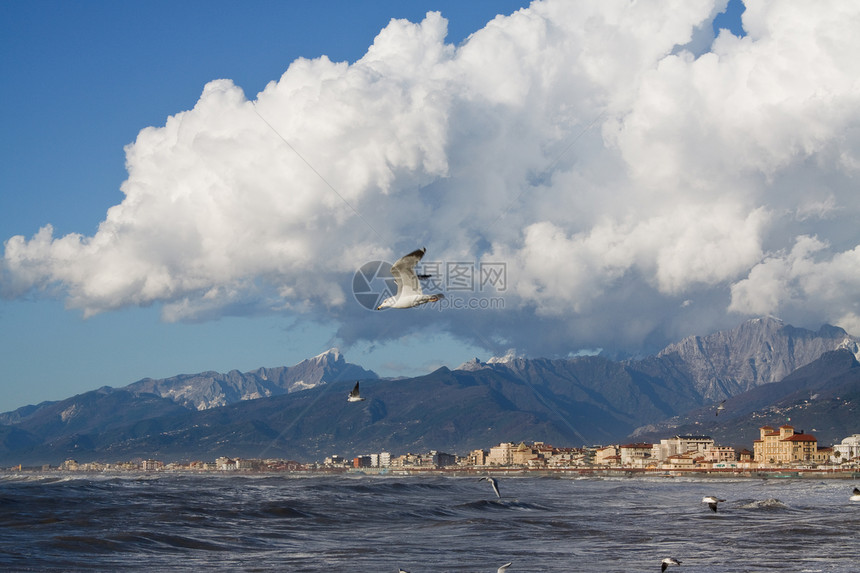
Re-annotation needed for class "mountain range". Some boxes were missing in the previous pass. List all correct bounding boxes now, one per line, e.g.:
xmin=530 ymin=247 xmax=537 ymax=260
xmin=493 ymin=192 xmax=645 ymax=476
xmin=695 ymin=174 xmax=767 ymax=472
xmin=1 ymin=317 xmax=858 ymax=465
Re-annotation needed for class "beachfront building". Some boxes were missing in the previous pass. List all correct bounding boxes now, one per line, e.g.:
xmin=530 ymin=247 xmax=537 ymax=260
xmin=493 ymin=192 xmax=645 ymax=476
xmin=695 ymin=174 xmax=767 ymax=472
xmin=662 ymin=452 xmax=697 ymax=469
xmin=701 ymin=445 xmax=736 ymax=464
xmin=651 ymin=435 xmax=715 ymax=462
xmin=546 ymin=447 xmax=589 ymax=467
xmin=464 ymin=449 xmax=489 ymax=466
xmin=216 ymin=457 xmax=237 ymax=471
xmin=620 ymin=443 xmax=653 ymax=467
xmin=594 ymin=445 xmax=620 ymax=467
xmin=431 ymin=451 xmax=457 ymax=467
xmin=140 ymin=459 xmax=164 ymax=471
xmin=753 ymin=425 xmax=820 ymax=465
xmin=390 ymin=453 xmax=422 ymax=468
xmin=486 ymin=443 xmax=515 ymax=466
xmin=831 ymin=434 xmax=860 ymax=465
xmin=323 ymin=455 xmax=348 ymax=467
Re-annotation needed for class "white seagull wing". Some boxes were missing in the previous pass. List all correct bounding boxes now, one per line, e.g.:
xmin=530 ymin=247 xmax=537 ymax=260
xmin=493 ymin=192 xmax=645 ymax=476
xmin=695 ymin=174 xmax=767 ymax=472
xmin=389 ymin=248 xmax=426 ymax=298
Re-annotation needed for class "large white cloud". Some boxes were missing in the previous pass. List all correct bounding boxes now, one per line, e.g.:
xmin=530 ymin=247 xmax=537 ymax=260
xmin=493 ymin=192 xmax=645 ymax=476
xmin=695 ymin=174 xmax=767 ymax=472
xmin=3 ymin=0 xmax=860 ymax=357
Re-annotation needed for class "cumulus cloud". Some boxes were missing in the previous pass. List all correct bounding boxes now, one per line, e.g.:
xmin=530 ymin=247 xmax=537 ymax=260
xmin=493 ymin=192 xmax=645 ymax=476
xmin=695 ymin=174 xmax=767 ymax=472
xmin=3 ymin=0 xmax=860 ymax=357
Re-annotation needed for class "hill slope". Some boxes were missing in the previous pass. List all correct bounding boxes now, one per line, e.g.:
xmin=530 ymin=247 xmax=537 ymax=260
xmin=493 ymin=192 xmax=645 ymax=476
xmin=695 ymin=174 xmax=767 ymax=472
xmin=631 ymin=349 xmax=860 ymax=447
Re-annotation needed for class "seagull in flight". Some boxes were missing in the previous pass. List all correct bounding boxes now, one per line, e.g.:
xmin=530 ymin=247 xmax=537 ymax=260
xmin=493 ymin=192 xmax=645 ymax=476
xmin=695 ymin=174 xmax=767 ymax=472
xmin=497 ymin=563 xmax=512 ymax=572
xmin=480 ymin=476 xmax=501 ymax=498
xmin=347 ymin=382 xmax=366 ymax=402
xmin=715 ymin=400 xmax=726 ymax=416
xmin=702 ymin=495 xmax=726 ymax=512
xmin=851 ymin=487 xmax=860 ymax=501
xmin=661 ymin=557 xmax=681 ymax=572
xmin=377 ymin=248 xmax=445 ymax=310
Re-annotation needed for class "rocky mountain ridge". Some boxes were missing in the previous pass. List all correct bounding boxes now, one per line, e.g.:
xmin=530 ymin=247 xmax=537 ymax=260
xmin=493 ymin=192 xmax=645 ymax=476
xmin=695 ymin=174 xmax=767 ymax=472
xmin=125 ymin=348 xmax=377 ymax=411
xmin=461 ymin=316 xmax=860 ymax=403
xmin=0 ymin=348 xmax=377 ymax=426
xmin=1 ymin=317 xmax=857 ymax=464
xmin=655 ymin=316 xmax=860 ymax=400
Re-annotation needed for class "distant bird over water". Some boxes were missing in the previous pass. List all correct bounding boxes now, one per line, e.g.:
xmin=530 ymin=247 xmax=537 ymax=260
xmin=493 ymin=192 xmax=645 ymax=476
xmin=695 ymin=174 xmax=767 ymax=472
xmin=497 ymin=563 xmax=512 ymax=572
xmin=347 ymin=382 xmax=365 ymax=402
xmin=661 ymin=557 xmax=681 ymax=572
xmin=716 ymin=400 xmax=726 ymax=416
xmin=480 ymin=476 xmax=501 ymax=498
xmin=377 ymin=248 xmax=445 ymax=310
xmin=702 ymin=495 xmax=726 ymax=512
xmin=851 ymin=487 xmax=860 ymax=501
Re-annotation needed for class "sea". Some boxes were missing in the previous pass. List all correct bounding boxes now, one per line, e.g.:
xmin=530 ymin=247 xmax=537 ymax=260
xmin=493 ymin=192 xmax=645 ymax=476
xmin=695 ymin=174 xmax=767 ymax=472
xmin=1 ymin=472 xmax=858 ymax=572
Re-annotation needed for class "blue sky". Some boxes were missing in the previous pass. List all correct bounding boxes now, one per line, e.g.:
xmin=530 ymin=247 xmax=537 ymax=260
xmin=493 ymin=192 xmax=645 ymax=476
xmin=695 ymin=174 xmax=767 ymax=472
xmin=0 ymin=0 xmax=534 ymax=411
xmin=6 ymin=0 xmax=859 ymax=415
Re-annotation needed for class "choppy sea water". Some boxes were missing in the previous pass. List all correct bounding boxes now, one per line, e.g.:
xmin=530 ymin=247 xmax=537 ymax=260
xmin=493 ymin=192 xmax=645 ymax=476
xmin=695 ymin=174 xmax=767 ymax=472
xmin=1 ymin=473 xmax=858 ymax=572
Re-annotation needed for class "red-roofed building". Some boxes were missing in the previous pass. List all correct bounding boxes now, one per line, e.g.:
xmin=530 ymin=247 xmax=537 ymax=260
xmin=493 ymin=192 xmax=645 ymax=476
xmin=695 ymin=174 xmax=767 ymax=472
xmin=753 ymin=425 xmax=820 ymax=465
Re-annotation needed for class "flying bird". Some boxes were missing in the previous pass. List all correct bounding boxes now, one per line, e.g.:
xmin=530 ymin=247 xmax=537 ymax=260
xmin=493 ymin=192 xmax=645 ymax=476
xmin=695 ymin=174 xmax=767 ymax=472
xmin=661 ymin=557 xmax=681 ymax=572
xmin=850 ymin=487 xmax=860 ymax=502
xmin=702 ymin=495 xmax=726 ymax=512
xmin=376 ymin=248 xmax=445 ymax=310
xmin=347 ymin=382 xmax=365 ymax=402
xmin=480 ymin=476 xmax=501 ymax=498
xmin=716 ymin=400 xmax=726 ymax=416
xmin=498 ymin=563 xmax=512 ymax=572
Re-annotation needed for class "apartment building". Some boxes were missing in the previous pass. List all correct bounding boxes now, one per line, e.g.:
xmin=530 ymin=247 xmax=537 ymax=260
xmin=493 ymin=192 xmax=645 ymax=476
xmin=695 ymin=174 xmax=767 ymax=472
xmin=619 ymin=443 xmax=653 ymax=467
xmin=651 ymin=435 xmax=715 ymax=462
xmin=486 ymin=442 xmax=515 ymax=466
xmin=465 ymin=449 xmax=489 ymax=466
xmin=701 ymin=445 xmax=736 ymax=463
xmin=594 ymin=445 xmax=620 ymax=466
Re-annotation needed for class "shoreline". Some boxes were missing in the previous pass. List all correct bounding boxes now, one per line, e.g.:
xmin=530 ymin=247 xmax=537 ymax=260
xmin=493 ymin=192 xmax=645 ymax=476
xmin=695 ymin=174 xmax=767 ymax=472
xmin=4 ymin=466 xmax=858 ymax=480
xmin=346 ymin=467 xmax=860 ymax=479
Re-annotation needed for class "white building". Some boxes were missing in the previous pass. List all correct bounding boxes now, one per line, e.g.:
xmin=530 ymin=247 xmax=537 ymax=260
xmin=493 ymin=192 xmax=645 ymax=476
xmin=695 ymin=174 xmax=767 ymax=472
xmin=486 ymin=443 xmax=515 ymax=466
xmin=651 ymin=435 xmax=714 ymax=462
xmin=216 ymin=456 xmax=236 ymax=471
xmin=620 ymin=443 xmax=653 ymax=467
xmin=831 ymin=434 xmax=860 ymax=464
xmin=140 ymin=459 xmax=163 ymax=471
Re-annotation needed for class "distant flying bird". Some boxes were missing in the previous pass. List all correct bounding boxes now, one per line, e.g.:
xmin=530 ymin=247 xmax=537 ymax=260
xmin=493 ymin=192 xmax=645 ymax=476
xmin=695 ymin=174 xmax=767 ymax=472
xmin=347 ymin=382 xmax=365 ymax=402
xmin=399 ymin=569 xmax=411 ymax=573
xmin=851 ymin=487 xmax=860 ymax=502
xmin=377 ymin=248 xmax=445 ymax=310
xmin=702 ymin=495 xmax=726 ymax=512
xmin=497 ymin=563 xmax=512 ymax=572
xmin=480 ymin=476 xmax=501 ymax=498
xmin=715 ymin=400 xmax=726 ymax=416
xmin=661 ymin=557 xmax=681 ymax=572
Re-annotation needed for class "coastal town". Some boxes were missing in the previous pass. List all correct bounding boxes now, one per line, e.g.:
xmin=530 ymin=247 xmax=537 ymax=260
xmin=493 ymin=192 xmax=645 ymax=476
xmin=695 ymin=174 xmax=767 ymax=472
xmin=8 ymin=426 xmax=860 ymax=476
